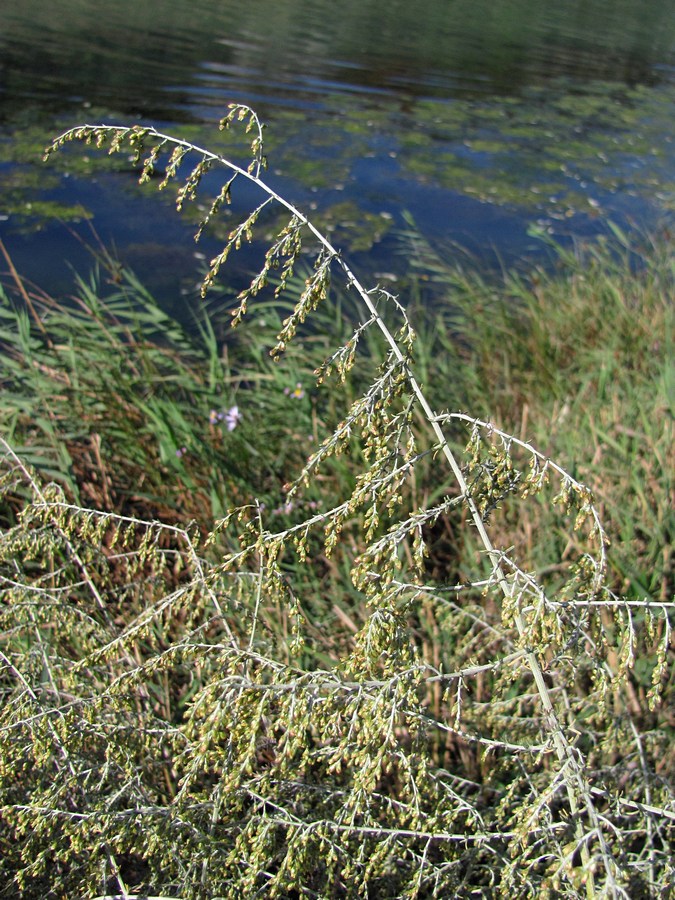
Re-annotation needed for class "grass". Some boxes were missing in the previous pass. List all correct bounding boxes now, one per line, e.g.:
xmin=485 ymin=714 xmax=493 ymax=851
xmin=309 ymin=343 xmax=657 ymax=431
xmin=0 ymin=240 xmax=344 ymax=527
xmin=403 ymin=224 xmax=673 ymax=605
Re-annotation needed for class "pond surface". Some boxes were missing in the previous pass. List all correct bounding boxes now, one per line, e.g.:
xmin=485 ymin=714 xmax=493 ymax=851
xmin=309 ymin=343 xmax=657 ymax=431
xmin=1 ymin=0 xmax=674 ymax=314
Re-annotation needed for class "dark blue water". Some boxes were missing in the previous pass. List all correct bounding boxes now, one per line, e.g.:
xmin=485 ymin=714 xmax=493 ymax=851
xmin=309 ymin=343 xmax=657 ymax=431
xmin=1 ymin=0 xmax=673 ymax=310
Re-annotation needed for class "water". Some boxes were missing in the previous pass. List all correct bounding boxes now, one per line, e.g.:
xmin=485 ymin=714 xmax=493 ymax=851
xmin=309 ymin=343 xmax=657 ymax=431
xmin=1 ymin=0 xmax=674 ymax=311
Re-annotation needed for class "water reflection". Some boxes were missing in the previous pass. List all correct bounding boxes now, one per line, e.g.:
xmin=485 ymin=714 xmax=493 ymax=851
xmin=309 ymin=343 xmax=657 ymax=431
xmin=0 ymin=0 xmax=673 ymax=303
xmin=3 ymin=0 xmax=673 ymax=118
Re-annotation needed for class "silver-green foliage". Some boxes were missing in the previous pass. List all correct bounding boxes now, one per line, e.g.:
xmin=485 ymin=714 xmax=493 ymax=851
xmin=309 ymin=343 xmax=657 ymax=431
xmin=0 ymin=106 xmax=672 ymax=898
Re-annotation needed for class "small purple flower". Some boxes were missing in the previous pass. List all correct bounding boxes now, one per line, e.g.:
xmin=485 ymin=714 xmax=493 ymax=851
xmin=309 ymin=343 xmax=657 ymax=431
xmin=224 ymin=405 xmax=242 ymax=431
xmin=284 ymin=382 xmax=305 ymax=400
xmin=210 ymin=405 xmax=242 ymax=430
xmin=176 ymin=446 xmax=187 ymax=458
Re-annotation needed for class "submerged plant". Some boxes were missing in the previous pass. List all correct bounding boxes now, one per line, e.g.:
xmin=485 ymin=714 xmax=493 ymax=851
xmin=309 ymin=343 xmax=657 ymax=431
xmin=0 ymin=106 xmax=671 ymax=898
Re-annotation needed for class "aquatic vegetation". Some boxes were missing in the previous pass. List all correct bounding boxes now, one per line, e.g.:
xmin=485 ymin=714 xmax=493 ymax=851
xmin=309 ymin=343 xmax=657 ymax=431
xmin=0 ymin=106 xmax=672 ymax=898
xmin=399 ymin=79 xmax=675 ymax=219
